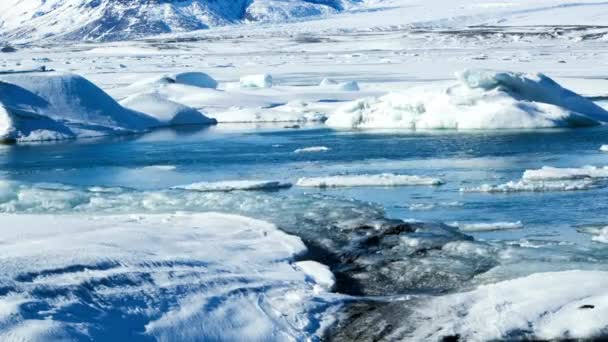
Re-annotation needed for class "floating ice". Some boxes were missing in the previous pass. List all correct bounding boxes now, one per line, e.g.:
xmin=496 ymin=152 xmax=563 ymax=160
xmin=120 ymin=93 xmax=216 ymax=126
xmin=295 ymin=261 xmax=336 ymax=292
xmin=523 ymin=166 xmax=608 ymax=181
xmin=407 ymin=271 xmax=608 ymax=340
xmin=173 ymin=180 xmax=292 ymax=192
xmin=462 ymin=179 xmax=598 ymax=192
xmin=457 ymin=221 xmax=523 ymax=232
xmin=0 ymin=213 xmax=334 ymax=340
xmin=601 ymin=145 xmax=608 ymax=152
xmin=327 ymin=69 xmax=608 ymax=129
xmin=578 ymin=225 xmax=608 ymax=244
xmin=240 ymin=74 xmax=273 ymax=88
xmin=296 ymin=173 xmax=444 ymax=187
xmin=294 ymin=146 xmax=330 ymax=153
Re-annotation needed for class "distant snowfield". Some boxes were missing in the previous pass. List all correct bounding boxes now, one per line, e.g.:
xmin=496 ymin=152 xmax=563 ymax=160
xmin=0 ymin=213 xmax=336 ymax=341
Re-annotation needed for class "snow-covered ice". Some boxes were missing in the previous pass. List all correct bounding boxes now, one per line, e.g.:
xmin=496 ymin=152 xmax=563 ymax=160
xmin=173 ymin=180 xmax=292 ymax=192
xmin=240 ymin=74 xmax=273 ymax=89
xmin=406 ymin=271 xmax=608 ymax=340
xmin=296 ymin=173 xmax=444 ymax=187
xmin=0 ymin=213 xmax=335 ymax=341
xmin=327 ymin=69 xmax=608 ymax=130
xmin=462 ymin=179 xmax=599 ymax=193
xmin=523 ymin=166 xmax=608 ymax=181
xmin=294 ymin=146 xmax=331 ymax=153
xmin=457 ymin=221 xmax=524 ymax=232
xmin=120 ymin=93 xmax=216 ymax=126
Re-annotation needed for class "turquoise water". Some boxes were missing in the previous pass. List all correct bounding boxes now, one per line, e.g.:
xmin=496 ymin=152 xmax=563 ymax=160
xmin=2 ymin=125 xmax=608 ymax=246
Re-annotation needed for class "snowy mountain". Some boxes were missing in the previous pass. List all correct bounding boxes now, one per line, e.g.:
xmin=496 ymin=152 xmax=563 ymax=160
xmin=0 ymin=0 xmax=359 ymax=42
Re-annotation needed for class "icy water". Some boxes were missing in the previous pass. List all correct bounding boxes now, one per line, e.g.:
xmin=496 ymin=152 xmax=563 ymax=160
xmin=3 ymin=124 xmax=608 ymax=339
xmin=2 ymin=124 xmax=608 ymax=244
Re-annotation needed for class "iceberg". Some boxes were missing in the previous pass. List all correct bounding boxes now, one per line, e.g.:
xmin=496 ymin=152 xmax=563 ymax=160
xmin=0 ymin=71 xmax=160 ymax=141
xmin=327 ymin=69 xmax=608 ymax=129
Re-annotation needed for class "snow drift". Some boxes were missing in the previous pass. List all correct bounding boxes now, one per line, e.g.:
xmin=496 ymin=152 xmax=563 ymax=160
xmin=327 ymin=69 xmax=608 ymax=130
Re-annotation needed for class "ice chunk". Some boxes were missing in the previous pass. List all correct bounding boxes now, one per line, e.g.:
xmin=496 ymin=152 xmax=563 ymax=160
xmin=295 ymin=260 xmax=336 ymax=291
xmin=337 ymin=81 xmax=360 ymax=91
xmin=327 ymin=69 xmax=608 ymax=129
xmin=523 ymin=166 xmax=608 ymax=181
xmin=319 ymin=78 xmax=338 ymax=86
xmin=173 ymin=180 xmax=292 ymax=192
xmin=600 ymin=145 xmax=608 ymax=152
xmin=408 ymin=271 xmax=608 ymax=340
xmin=462 ymin=179 xmax=598 ymax=192
xmin=172 ymin=72 xmax=218 ymax=89
xmin=120 ymin=93 xmax=216 ymax=126
xmin=457 ymin=221 xmax=523 ymax=232
xmin=578 ymin=225 xmax=608 ymax=244
xmin=296 ymin=173 xmax=444 ymax=187
xmin=294 ymin=146 xmax=330 ymax=153
xmin=240 ymin=74 xmax=273 ymax=88
xmin=0 ymin=71 xmax=160 ymax=141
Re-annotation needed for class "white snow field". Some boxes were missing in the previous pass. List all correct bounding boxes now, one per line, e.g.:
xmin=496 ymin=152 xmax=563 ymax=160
xmin=0 ymin=213 xmax=336 ymax=341
xmin=405 ymin=271 xmax=608 ymax=341
xmin=296 ymin=173 xmax=444 ymax=187
xmin=327 ymin=69 xmax=608 ymax=129
xmin=2 ymin=0 xmax=608 ymax=340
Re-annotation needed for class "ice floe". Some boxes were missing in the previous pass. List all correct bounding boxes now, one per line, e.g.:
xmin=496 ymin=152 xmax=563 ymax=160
xmin=578 ymin=225 xmax=608 ymax=244
xmin=462 ymin=179 xmax=598 ymax=193
xmin=523 ymin=166 xmax=608 ymax=181
xmin=296 ymin=173 xmax=444 ymax=187
xmin=294 ymin=146 xmax=330 ymax=153
xmin=173 ymin=180 xmax=292 ymax=192
xmin=0 ymin=213 xmax=335 ymax=340
xmin=407 ymin=271 xmax=608 ymax=340
xmin=456 ymin=221 xmax=523 ymax=232
xmin=327 ymin=69 xmax=608 ymax=129
xmin=601 ymin=145 xmax=608 ymax=152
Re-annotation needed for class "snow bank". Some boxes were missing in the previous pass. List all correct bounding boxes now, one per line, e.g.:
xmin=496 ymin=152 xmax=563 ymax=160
xmin=0 ymin=213 xmax=333 ymax=340
xmin=173 ymin=180 xmax=292 ymax=192
xmin=296 ymin=173 xmax=444 ymax=187
xmin=408 ymin=271 xmax=608 ymax=340
xmin=294 ymin=146 xmax=330 ymax=153
xmin=327 ymin=69 xmax=608 ymax=129
xmin=0 ymin=71 xmax=159 ymax=141
xmin=240 ymin=74 xmax=273 ymax=88
xmin=457 ymin=221 xmax=523 ymax=232
xmin=120 ymin=93 xmax=216 ymax=126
